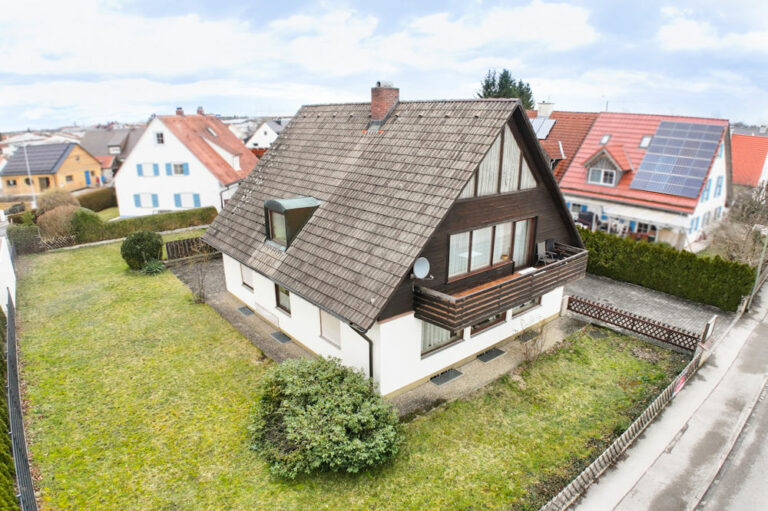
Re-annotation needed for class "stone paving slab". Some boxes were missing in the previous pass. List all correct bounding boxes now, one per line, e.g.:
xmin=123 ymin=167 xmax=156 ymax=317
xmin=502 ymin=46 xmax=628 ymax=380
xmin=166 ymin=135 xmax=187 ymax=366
xmin=566 ymin=274 xmax=734 ymax=339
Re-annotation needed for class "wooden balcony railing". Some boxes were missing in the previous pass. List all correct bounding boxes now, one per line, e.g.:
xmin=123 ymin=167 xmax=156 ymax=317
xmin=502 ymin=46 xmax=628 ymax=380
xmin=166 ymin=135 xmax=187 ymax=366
xmin=414 ymin=243 xmax=588 ymax=331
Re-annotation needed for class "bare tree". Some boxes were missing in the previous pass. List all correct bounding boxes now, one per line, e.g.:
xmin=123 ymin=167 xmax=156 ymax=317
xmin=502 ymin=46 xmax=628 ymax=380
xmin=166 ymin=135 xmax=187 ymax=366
xmin=185 ymin=239 xmax=215 ymax=303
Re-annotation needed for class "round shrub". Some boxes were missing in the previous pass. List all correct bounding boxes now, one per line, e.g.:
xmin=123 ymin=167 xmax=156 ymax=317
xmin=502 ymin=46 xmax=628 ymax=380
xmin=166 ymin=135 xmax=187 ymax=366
xmin=37 ymin=204 xmax=78 ymax=238
xmin=71 ymin=208 xmax=105 ymax=243
xmin=37 ymin=189 xmax=79 ymax=216
xmin=121 ymin=230 xmax=162 ymax=270
xmin=249 ymin=357 xmax=401 ymax=479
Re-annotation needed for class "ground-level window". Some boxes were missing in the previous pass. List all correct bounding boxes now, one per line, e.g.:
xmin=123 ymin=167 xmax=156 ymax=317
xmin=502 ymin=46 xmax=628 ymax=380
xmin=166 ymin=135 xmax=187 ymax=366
xmin=510 ymin=297 xmax=541 ymax=317
xmin=5 ymin=179 xmax=16 ymax=187
xmin=65 ymin=175 xmax=73 ymax=182
xmin=715 ymin=206 xmax=722 ymax=220
xmin=471 ymin=312 xmax=506 ymax=335
xmin=570 ymin=203 xmax=583 ymax=214
xmin=275 ymin=284 xmax=291 ymax=314
xmin=320 ymin=310 xmax=341 ymax=347
xmin=702 ymin=211 xmax=711 ymax=227
xmin=241 ymin=264 xmax=254 ymax=290
xmin=421 ymin=321 xmax=462 ymax=355
xmin=24 ymin=178 xmax=31 ymax=186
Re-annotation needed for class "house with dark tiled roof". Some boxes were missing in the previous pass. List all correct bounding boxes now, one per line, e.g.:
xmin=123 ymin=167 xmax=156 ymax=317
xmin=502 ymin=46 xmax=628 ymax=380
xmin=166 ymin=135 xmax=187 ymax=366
xmin=558 ymin=112 xmax=731 ymax=250
xmin=114 ymin=107 xmax=258 ymax=217
xmin=203 ymin=83 xmax=587 ymax=395
xmin=0 ymin=143 xmax=101 ymax=195
xmin=731 ymin=133 xmax=768 ymax=188
xmin=80 ymin=127 xmax=145 ymax=182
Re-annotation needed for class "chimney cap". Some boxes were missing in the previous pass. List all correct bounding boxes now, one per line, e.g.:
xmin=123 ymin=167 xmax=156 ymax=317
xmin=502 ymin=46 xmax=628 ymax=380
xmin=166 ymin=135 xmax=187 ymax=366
xmin=176 ymin=107 xmax=184 ymax=116
xmin=375 ymin=80 xmax=395 ymax=88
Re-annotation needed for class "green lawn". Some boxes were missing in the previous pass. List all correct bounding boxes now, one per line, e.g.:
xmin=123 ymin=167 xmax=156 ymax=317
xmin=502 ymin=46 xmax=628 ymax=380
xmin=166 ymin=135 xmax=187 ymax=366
xmin=18 ymin=241 xmax=688 ymax=510
xmin=96 ymin=207 xmax=119 ymax=221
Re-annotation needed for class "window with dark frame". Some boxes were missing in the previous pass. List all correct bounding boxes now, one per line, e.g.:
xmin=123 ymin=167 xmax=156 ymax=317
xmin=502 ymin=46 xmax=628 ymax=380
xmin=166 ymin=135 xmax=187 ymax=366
xmin=471 ymin=312 xmax=505 ymax=335
xmin=448 ymin=217 xmax=535 ymax=279
xmin=268 ymin=210 xmax=287 ymax=245
xmin=65 ymin=175 xmax=73 ymax=182
xmin=509 ymin=297 xmax=541 ymax=317
xmin=172 ymin=163 xmax=185 ymax=175
xmin=156 ymin=132 xmax=164 ymax=144
xmin=6 ymin=179 xmax=16 ymax=187
xmin=421 ymin=321 xmax=462 ymax=355
xmin=241 ymin=264 xmax=254 ymax=290
xmin=275 ymin=284 xmax=291 ymax=314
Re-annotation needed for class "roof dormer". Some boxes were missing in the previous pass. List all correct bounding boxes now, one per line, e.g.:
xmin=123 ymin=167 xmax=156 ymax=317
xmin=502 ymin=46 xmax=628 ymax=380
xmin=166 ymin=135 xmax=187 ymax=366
xmin=583 ymin=145 xmax=633 ymax=187
xmin=264 ymin=196 xmax=321 ymax=249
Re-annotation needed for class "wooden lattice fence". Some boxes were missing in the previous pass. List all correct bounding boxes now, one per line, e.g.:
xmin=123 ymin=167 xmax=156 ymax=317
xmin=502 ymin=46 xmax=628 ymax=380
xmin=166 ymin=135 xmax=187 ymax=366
xmin=567 ymin=296 xmax=701 ymax=352
xmin=165 ymin=237 xmax=217 ymax=261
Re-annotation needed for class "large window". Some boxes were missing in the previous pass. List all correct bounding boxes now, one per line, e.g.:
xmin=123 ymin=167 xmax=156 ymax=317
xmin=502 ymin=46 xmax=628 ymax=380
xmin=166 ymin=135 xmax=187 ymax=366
xmin=269 ymin=210 xmax=287 ymax=245
xmin=421 ymin=321 xmax=462 ymax=355
xmin=320 ymin=310 xmax=341 ymax=347
xmin=448 ymin=218 xmax=535 ymax=279
xmin=241 ymin=264 xmax=255 ymax=290
xmin=275 ymin=284 xmax=291 ymax=314
xmin=133 ymin=193 xmax=157 ymax=208
xmin=459 ymin=124 xmax=536 ymax=199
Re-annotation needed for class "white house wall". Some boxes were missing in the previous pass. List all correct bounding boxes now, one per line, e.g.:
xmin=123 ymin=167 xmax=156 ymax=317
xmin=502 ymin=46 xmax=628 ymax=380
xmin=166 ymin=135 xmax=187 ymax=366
xmin=0 ymin=235 xmax=16 ymax=313
xmin=375 ymin=287 xmax=563 ymax=395
xmin=114 ymin=117 xmax=224 ymax=217
xmin=245 ymin=124 xmax=278 ymax=149
xmin=686 ymin=146 xmax=728 ymax=245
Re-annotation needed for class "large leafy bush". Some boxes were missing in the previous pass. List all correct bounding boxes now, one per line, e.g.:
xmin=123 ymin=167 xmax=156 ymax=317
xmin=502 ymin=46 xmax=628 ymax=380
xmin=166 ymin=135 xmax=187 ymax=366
xmin=250 ymin=358 xmax=400 ymax=479
xmin=37 ymin=205 xmax=78 ymax=238
xmin=579 ymin=227 xmax=754 ymax=311
xmin=37 ymin=189 xmax=79 ymax=216
xmin=120 ymin=230 xmax=162 ymax=270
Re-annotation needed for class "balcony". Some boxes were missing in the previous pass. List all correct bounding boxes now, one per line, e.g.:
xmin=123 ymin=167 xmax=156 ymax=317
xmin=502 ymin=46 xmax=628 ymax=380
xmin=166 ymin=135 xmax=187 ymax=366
xmin=414 ymin=243 xmax=588 ymax=331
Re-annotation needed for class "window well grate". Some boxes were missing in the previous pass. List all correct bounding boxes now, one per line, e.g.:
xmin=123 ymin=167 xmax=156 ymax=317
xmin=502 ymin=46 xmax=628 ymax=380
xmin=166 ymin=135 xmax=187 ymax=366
xmin=270 ymin=331 xmax=291 ymax=344
xmin=477 ymin=347 xmax=504 ymax=363
xmin=430 ymin=368 xmax=462 ymax=386
xmin=238 ymin=306 xmax=254 ymax=316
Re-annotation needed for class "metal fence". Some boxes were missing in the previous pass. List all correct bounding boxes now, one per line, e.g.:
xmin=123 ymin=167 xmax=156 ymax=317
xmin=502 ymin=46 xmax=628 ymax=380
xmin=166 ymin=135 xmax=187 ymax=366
xmin=6 ymin=291 xmax=37 ymax=510
xmin=165 ymin=237 xmax=217 ymax=261
xmin=566 ymin=296 xmax=701 ymax=352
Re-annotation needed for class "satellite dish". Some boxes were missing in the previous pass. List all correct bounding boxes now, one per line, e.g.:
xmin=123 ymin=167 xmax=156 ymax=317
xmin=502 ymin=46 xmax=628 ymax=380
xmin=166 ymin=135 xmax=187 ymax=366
xmin=413 ymin=257 xmax=430 ymax=279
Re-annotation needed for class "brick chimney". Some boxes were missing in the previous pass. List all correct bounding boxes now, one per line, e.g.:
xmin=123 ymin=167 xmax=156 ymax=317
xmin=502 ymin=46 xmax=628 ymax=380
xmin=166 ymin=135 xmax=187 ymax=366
xmin=371 ymin=81 xmax=399 ymax=124
xmin=176 ymin=107 xmax=184 ymax=116
xmin=196 ymin=106 xmax=204 ymax=115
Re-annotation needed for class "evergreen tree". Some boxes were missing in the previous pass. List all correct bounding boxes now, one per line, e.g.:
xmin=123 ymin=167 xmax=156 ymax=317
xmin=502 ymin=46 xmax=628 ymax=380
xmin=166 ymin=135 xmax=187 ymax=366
xmin=476 ymin=69 xmax=535 ymax=109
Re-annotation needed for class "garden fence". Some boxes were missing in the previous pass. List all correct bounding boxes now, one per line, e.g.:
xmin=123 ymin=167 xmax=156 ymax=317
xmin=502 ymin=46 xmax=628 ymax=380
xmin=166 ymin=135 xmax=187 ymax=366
xmin=6 ymin=290 xmax=37 ymax=510
xmin=165 ymin=237 xmax=218 ymax=261
xmin=566 ymin=296 xmax=701 ymax=352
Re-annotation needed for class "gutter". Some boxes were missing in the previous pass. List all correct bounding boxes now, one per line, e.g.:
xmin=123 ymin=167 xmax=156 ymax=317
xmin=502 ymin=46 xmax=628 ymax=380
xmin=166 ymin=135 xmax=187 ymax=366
xmin=350 ymin=324 xmax=374 ymax=382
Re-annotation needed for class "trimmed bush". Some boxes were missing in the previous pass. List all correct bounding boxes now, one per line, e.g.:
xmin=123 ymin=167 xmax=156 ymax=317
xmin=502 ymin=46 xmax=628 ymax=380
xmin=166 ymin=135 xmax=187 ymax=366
xmin=77 ymin=187 xmax=117 ymax=212
xmin=37 ymin=204 xmax=78 ymax=238
xmin=579 ymin=227 xmax=755 ymax=311
xmin=75 ymin=207 xmax=217 ymax=243
xmin=6 ymin=224 xmax=42 ymax=254
xmin=121 ymin=231 xmax=162 ymax=270
xmin=250 ymin=358 xmax=401 ymax=479
xmin=71 ymin=208 xmax=105 ymax=242
xmin=37 ymin=189 xmax=79 ymax=216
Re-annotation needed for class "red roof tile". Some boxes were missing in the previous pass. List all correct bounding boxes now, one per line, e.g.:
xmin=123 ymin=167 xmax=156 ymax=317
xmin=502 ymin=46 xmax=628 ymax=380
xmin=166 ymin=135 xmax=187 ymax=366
xmin=158 ymin=114 xmax=258 ymax=186
xmin=559 ymin=112 xmax=728 ymax=214
xmin=95 ymin=155 xmax=115 ymax=169
xmin=527 ymin=110 xmax=598 ymax=181
xmin=582 ymin=144 xmax=634 ymax=172
xmin=731 ymin=134 xmax=768 ymax=187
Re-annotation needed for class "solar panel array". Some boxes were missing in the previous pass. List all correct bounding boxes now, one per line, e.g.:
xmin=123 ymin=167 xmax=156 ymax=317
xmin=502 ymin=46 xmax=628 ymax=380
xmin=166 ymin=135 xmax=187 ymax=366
xmin=530 ymin=117 xmax=556 ymax=139
xmin=630 ymin=121 xmax=724 ymax=198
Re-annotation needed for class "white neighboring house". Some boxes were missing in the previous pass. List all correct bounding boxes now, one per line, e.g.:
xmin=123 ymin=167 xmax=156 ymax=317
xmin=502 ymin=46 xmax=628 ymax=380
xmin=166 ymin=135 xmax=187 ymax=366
xmin=114 ymin=108 xmax=258 ymax=217
xmin=244 ymin=119 xmax=290 ymax=149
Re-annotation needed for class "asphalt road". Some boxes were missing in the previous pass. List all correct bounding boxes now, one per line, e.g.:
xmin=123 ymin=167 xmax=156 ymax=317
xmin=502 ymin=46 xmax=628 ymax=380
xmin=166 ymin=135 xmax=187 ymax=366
xmin=697 ymin=381 xmax=768 ymax=510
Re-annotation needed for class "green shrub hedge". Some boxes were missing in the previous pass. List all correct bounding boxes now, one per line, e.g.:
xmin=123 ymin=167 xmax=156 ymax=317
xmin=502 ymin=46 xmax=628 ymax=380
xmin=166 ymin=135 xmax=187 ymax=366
xmin=0 ymin=308 xmax=20 ymax=510
xmin=250 ymin=358 xmax=401 ymax=479
xmin=579 ymin=227 xmax=755 ymax=311
xmin=73 ymin=206 xmax=217 ymax=243
xmin=77 ymin=188 xmax=117 ymax=212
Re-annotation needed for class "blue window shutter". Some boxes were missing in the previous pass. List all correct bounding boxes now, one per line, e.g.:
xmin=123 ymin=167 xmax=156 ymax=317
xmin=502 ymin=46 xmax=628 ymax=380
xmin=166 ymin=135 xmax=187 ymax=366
xmin=580 ymin=205 xmax=587 ymax=212
xmin=152 ymin=194 xmax=159 ymax=208
xmin=566 ymin=202 xmax=571 ymax=209
xmin=174 ymin=194 xmax=181 ymax=207
xmin=694 ymin=217 xmax=699 ymax=230
xmin=153 ymin=163 xmax=159 ymax=176
xmin=183 ymin=163 xmax=190 ymax=175
xmin=166 ymin=163 xmax=172 ymax=176
xmin=629 ymin=220 xmax=636 ymax=232
xmin=193 ymin=194 xmax=201 ymax=208
xmin=133 ymin=194 xmax=141 ymax=207
xmin=136 ymin=163 xmax=143 ymax=177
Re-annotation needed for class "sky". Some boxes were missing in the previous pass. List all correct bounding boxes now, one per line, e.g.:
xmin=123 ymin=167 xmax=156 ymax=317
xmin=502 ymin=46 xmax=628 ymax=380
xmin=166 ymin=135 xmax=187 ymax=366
xmin=0 ymin=0 xmax=766 ymax=131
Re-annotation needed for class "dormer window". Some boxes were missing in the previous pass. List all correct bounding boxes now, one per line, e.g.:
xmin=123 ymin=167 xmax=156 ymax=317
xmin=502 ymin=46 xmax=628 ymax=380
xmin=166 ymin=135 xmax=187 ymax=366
xmin=264 ymin=196 xmax=321 ymax=249
xmin=588 ymin=168 xmax=615 ymax=185
xmin=639 ymin=135 xmax=652 ymax=148
xmin=600 ymin=134 xmax=611 ymax=145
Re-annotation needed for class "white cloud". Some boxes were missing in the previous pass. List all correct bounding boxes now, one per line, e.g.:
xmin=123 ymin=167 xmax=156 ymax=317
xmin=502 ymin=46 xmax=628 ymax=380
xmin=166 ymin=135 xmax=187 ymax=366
xmin=657 ymin=7 xmax=768 ymax=52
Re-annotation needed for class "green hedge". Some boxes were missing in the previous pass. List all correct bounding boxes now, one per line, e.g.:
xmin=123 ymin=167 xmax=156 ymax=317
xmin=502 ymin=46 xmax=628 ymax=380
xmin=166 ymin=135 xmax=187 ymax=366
xmin=77 ymin=188 xmax=117 ymax=212
xmin=6 ymin=225 xmax=42 ymax=255
xmin=579 ymin=227 xmax=755 ymax=311
xmin=0 ymin=309 xmax=20 ymax=510
xmin=73 ymin=206 xmax=217 ymax=243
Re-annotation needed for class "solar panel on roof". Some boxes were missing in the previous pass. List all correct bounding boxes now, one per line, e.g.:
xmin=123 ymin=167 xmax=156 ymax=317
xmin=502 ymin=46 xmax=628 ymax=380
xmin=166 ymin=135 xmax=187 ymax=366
xmin=529 ymin=117 xmax=556 ymax=139
xmin=630 ymin=121 xmax=724 ymax=199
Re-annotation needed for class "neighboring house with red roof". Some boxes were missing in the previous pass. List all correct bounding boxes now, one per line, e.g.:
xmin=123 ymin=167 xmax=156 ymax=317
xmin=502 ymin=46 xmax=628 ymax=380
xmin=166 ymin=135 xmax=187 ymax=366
xmin=114 ymin=107 xmax=258 ymax=217
xmin=731 ymin=134 xmax=768 ymax=188
xmin=559 ymin=112 xmax=732 ymax=250
xmin=527 ymin=105 xmax=598 ymax=182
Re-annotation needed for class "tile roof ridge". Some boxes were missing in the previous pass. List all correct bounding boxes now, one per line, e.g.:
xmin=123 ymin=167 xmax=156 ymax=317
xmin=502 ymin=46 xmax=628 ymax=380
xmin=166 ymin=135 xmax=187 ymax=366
xmin=302 ymin=98 xmax=521 ymax=108
xmin=597 ymin=111 xmax=729 ymax=122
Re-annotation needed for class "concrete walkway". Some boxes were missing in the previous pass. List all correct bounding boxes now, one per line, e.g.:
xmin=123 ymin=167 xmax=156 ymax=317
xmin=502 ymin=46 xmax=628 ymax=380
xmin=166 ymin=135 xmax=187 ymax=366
xmin=566 ymin=275 xmax=734 ymax=339
xmin=573 ymin=285 xmax=768 ymax=511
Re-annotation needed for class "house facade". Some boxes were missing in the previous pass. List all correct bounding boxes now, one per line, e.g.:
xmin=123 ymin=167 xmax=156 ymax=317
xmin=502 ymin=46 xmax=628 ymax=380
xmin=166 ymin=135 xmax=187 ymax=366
xmin=731 ymin=133 xmax=768 ymax=189
xmin=0 ymin=143 xmax=101 ymax=195
xmin=80 ymin=127 xmax=145 ymax=183
xmin=559 ymin=113 xmax=731 ymax=250
xmin=244 ymin=119 xmax=289 ymax=149
xmin=114 ymin=108 xmax=257 ymax=217
xmin=204 ymin=84 xmax=587 ymax=396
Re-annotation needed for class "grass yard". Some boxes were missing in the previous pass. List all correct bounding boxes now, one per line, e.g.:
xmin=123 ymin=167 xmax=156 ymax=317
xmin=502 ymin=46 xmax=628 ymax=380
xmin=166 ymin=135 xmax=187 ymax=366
xmin=96 ymin=207 xmax=119 ymax=221
xmin=18 ymin=241 xmax=689 ymax=510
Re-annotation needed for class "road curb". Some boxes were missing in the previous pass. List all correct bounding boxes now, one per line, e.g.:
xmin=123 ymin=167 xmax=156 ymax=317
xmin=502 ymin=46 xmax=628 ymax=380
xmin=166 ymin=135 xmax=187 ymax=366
xmin=689 ymin=374 xmax=768 ymax=510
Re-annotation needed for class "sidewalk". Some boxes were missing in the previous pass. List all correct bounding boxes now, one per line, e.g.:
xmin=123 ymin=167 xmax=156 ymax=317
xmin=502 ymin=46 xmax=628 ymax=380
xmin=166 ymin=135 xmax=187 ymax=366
xmin=574 ymin=286 xmax=768 ymax=511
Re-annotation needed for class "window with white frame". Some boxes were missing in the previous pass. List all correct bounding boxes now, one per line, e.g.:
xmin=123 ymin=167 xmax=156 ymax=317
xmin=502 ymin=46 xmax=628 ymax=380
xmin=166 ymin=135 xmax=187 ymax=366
xmin=241 ymin=264 xmax=255 ymax=289
xmin=587 ymin=157 xmax=617 ymax=186
xmin=108 ymin=145 xmax=121 ymax=155
xmin=702 ymin=211 xmax=711 ymax=227
xmin=421 ymin=321 xmax=462 ymax=355
xmin=137 ymin=193 xmax=155 ymax=208
xmin=319 ymin=310 xmax=341 ymax=347
xmin=141 ymin=162 xmax=156 ymax=177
